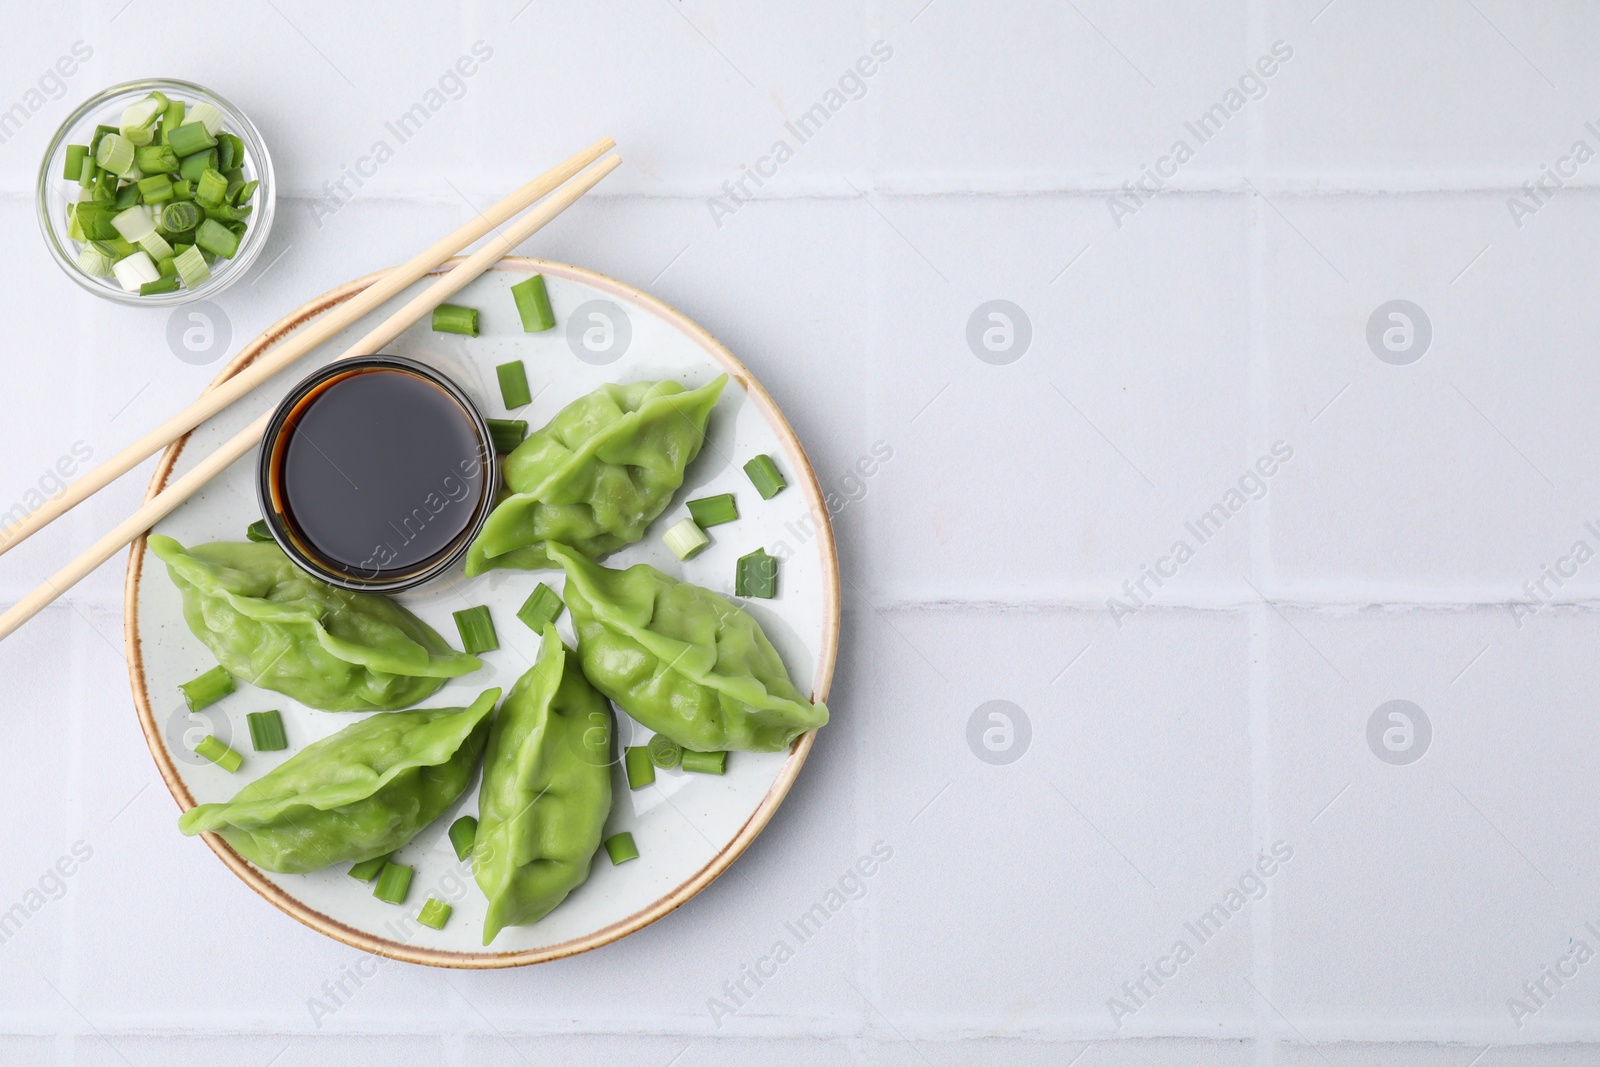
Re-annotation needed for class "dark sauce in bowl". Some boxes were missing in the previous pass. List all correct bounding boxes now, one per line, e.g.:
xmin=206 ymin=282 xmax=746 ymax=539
xmin=258 ymin=357 xmax=495 ymax=591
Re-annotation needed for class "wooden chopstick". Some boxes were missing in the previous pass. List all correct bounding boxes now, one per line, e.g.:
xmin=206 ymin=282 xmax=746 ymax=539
xmin=0 ymin=152 xmax=621 ymax=642
xmin=0 ymin=136 xmax=615 ymax=560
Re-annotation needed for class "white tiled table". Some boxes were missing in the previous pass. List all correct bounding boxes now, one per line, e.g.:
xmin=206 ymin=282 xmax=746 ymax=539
xmin=1 ymin=2 xmax=1596 ymax=1063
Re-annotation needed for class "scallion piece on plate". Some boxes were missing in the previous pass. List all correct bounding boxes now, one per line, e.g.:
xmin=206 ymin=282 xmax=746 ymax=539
xmin=663 ymin=518 xmax=709 ymax=561
xmin=743 ymin=454 xmax=787 ymax=499
xmin=194 ymin=218 xmax=240 ymax=259
xmin=347 ymin=853 xmax=392 ymax=882
xmin=160 ymin=99 xmax=184 ymax=142
xmin=245 ymin=519 xmax=273 ymax=542
xmin=735 ymin=548 xmax=778 ymax=599
xmin=180 ymin=665 xmax=235 ymax=711
xmin=161 ymin=201 xmax=202 ymax=232
xmin=510 ymin=274 xmax=555 ymax=332
xmin=139 ymin=232 xmax=173 ymax=261
xmin=687 ymin=493 xmax=738 ymax=527
xmin=417 ymin=898 xmax=453 ymax=930
xmin=174 ymin=244 xmax=211 ymax=288
xmin=448 ymin=815 xmax=478 ymax=861
xmin=186 ymin=101 xmax=224 ymax=136
xmin=194 ymin=735 xmax=243 ymax=773
xmin=94 ymin=132 xmax=135 ymax=177
xmin=166 ymin=121 xmax=216 ymax=158
xmin=624 ymin=746 xmax=655 ymax=790
xmin=111 ymin=205 xmax=155 ymax=241
xmin=681 ymin=749 xmax=727 ymax=775
xmin=453 ymin=605 xmax=499 ymax=654
xmin=178 ymin=148 xmax=215 ymax=184
xmin=516 ymin=583 xmax=564 ymax=632
xmin=487 ymin=418 xmax=527 ymax=454
xmin=647 ymin=733 xmax=682 ymax=769
xmin=137 ymin=174 xmax=174 ymax=203
xmin=246 ymin=710 xmax=288 ymax=752
xmin=431 ymin=303 xmax=479 ymax=337
xmin=139 ymin=276 xmax=179 ymax=296
xmin=496 ymin=361 xmax=531 ymax=409
xmin=112 ymin=251 xmax=161 ymax=293
xmin=63 ymin=144 xmax=88 ymax=181
xmin=604 ymin=832 xmax=640 ymax=865
xmin=134 ymin=143 xmax=179 ymax=175
xmin=373 ymin=861 xmax=413 ymax=905
xmin=195 ymin=167 xmax=228 ymax=205
xmin=76 ymin=245 xmax=113 ymax=278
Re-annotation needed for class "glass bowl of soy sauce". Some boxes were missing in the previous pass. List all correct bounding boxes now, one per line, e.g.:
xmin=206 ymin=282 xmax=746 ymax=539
xmin=257 ymin=356 xmax=498 ymax=592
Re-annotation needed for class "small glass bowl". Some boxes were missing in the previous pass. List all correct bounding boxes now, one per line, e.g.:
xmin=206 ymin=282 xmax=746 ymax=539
xmin=36 ymin=78 xmax=276 ymax=306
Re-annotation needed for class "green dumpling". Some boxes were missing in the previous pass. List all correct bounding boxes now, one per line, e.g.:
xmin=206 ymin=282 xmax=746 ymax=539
xmin=548 ymin=542 xmax=827 ymax=753
xmin=178 ymin=689 xmax=499 ymax=873
xmin=474 ymin=625 xmax=612 ymax=944
xmin=150 ymin=536 xmax=480 ymax=712
xmin=464 ymin=376 xmax=726 ymax=574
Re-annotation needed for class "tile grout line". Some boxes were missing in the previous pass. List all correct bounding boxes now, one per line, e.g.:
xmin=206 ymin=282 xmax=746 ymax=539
xmin=859 ymin=0 xmax=885 ymax=1055
xmin=1245 ymin=1 xmax=1275 ymax=1063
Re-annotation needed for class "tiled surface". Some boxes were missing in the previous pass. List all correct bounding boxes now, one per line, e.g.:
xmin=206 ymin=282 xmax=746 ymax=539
xmin=3 ymin=1 xmax=1599 ymax=1063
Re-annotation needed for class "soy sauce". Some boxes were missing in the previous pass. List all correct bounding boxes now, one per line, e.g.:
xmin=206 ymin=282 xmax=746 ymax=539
xmin=264 ymin=363 xmax=491 ymax=586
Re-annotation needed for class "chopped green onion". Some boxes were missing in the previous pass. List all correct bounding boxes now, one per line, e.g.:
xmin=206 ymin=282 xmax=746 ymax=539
xmin=137 ymin=173 xmax=174 ymax=203
xmin=216 ymin=133 xmax=244 ymax=172
xmin=516 ymin=583 xmax=564 ymax=632
xmin=687 ymin=494 xmax=738 ymax=528
xmin=97 ymin=236 xmax=136 ymax=258
xmin=193 ymin=734 xmax=243 ymax=773
xmin=452 ymin=605 xmax=499 ymax=654
xmin=735 ymin=548 xmax=778 ymax=599
xmin=111 ymin=205 xmax=154 ymax=241
xmin=743 ymin=454 xmax=787 ymax=499
xmin=245 ymin=519 xmax=273 ymax=542
xmin=431 ymin=304 xmax=479 ymax=337
xmin=373 ymin=861 xmax=413 ymax=904
xmin=112 ymin=251 xmax=160 ymax=293
xmin=76 ymin=245 xmax=113 ymax=278
xmin=134 ymin=143 xmax=179 ymax=175
xmin=94 ymin=132 xmax=135 ymax=177
xmin=78 ymin=156 xmax=97 ymax=189
xmin=66 ymin=205 xmax=84 ymax=243
xmin=681 ymin=749 xmax=727 ymax=775
xmin=246 ymin=710 xmax=287 ymax=752
xmin=166 ymin=121 xmax=216 ymax=158
xmin=174 ymin=244 xmax=211 ymax=288
xmin=63 ymin=144 xmax=88 ymax=181
xmin=160 ymin=200 xmax=202 ymax=233
xmin=186 ymin=101 xmax=224 ymax=136
xmin=160 ymin=99 xmax=185 ymax=143
xmin=195 ymin=167 xmax=228 ymax=205
xmin=170 ymin=178 xmax=193 ymax=201
xmin=625 ymin=746 xmax=655 ymax=790
xmin=449 ymin=815 xmax=478 ymax=860
xmin=510 ymin=274 xmax=555 ymax=332
xmin=233 ymin=179 xmax=259 ymax=205
xmin=647 ymin=734 xmax=682 ymax=769
xmin=156 ymin=256 xmax=177 ymax=279
xmin=138 ymin=232 xmax=173 ymax=261
xmin=113 ymin=183 xmax=140 ymax=210
xmin=348 ymin=853 xmax=392 ymax=882
xmin=487 ymin=418 xmax=527 ymax=454
xmin=496 ymin=361 xmax=531 ymax=409
xmin=663 ymin=518 xmax=709 ymax=561
xmin=119 ymin=95 xmax=164 ymax=141
xmin=417 ymin=898 xmax=453 ymax=930
xmin=604 ymin=832 xmax=639 ymax=865
xmin=177 ymin=148 xmax=215 ymax=184
xmin=74 ymin=202 xmax=118 ymax=240
xmin=139 ymin=276 xmax=179 ymax=296
xmin=194 ymin=218 xmax=240 ymax=259
xmin=180 ymin=665 xmax=235 ymax=711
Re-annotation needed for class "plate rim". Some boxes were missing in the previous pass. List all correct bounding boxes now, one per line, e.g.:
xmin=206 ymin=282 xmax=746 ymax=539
xmin=122 ymin=255 xmax=841 ymax=969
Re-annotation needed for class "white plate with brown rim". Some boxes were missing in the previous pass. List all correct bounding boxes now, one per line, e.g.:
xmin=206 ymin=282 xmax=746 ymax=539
xmin=124 ymin=257 xmax=839 ymax=968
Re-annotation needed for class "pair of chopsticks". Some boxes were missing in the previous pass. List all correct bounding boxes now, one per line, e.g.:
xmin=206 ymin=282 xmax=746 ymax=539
xmin=0 ymin=139 xmax=621 ymax=641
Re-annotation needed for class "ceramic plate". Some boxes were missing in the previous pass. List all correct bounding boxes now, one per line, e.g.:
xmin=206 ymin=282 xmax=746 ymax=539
xmin=124 ymin=258 xmax=839 ymax=967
